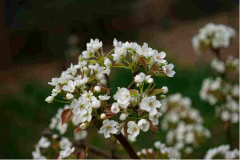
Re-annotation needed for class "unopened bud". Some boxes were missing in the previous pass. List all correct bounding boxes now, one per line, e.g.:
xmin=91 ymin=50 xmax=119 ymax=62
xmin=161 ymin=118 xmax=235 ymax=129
xmin=94 ymin=86 xmax=101 ymax=92
xmin=100 ymin=113 xmax=106 ymax=119
xmin=80 ymin=123 xmax=87 ymax=129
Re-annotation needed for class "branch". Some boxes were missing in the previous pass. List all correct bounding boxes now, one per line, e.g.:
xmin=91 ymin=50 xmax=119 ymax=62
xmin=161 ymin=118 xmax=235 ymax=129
xmin=114 ymin=133 xmax=139 ymax=159
xmin=42 ymin=130 xmax=121 ymax=159
xmin=127 ymin=80 xmax=135 ymax=89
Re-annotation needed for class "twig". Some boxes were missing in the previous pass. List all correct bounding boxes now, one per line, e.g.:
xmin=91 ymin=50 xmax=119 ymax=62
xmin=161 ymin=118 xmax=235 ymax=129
xmin=42 ymin=130 xmax=121 ymax=159
xmin=127 ymin=80 xmax=135 ymax=89
xmin=114 ymin=133 xmax=139 ymax=159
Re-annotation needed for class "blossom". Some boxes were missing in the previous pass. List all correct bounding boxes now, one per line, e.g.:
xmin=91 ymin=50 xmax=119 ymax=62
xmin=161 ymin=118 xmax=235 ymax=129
xmin=111 ymin=103 xmax=120 ymax=113
xmin=74 ymin=130 xmax=88 ymax=141
xmin=104 ymin=57 xmax=112 ymax=68
xmin=72 ymin=97 xmax=89 ymax=115
xmin=140 ymin=96 xmax=161 ymax=116
xmin=98 ymin=94 xmax=110 ymax=101
xmin=113 ymin=87 xmax=131 ymax=108
xmin=45 ymin=96 xmax=54 ymax=103
xmin=134 ymin=72 xmax=146 ymax=83
xmin=32 ymin=147 xmax=47 ymax=160
xmin=62 ymin=80 xmax=76 ymax=93
xmin=153 ymin=51 xmax=167 ymax=64
xmin=211 ymin=58 xmax=225 ymax=73
xmin=163 ymin=64 xmax=176 ymax=77
xmin=138 ymin=119 xmax=150 ymax=132
xmin=59 ymin=147 xmax=75 ymax=159
xmin=37 ymin=137 xmax=51 ymax=148
xmin=127 ymin=121 xmax=140 ymax=138
xmin=149 ymin=112 xmax=162 ymax=125
xmin=99 ymin=119 xmax=118 ymax=138
xmin=59 ymin=137 xmax=72 ymax=150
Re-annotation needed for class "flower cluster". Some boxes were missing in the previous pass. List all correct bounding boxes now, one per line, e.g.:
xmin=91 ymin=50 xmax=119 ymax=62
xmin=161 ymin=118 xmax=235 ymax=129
xmin=192 ymin=23 xmax=236 ymax=54
xmin=211 ymin=56 xmax=239 ymax=74
xmin=32 ymin=135 xmax=75 ymax=159
xmin=200 ymin=77 xmax=239 ymax=123
xmin=137 ymin=141 xmax=181 ymax=159
xmin=45 ymin=38 xmax=175 ymax=141
xmin=160 ymin=94 xmax=211 ymax=156
xmin=204 ymin=145 xmax=239 ymax=159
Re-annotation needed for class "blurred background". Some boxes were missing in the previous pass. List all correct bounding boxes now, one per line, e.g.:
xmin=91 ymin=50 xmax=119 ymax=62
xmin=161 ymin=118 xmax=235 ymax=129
xmin=0 ymin=0 xmax=239 ymax=158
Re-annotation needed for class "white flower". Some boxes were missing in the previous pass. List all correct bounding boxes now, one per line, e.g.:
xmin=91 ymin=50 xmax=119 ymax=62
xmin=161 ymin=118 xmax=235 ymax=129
xmin=62 ymin=80 xmax=76 ymax=93
xmin=59 ymin=147 xmax=75 ymax=159
xmin=59 ymin=137 xmax=72 ymax=150
xmin=74 ymin=130 xmax=88 ymax=141
xmin=185 ymin=132 xmax=195 ymax=144
xmin=138 ymin=119 xmax=150 ymax=132
xmin=66 ymin=93 xmax=74 ymax=100
xmin=37 ymin=137 xmax=50 ymax=148
xmin=100 ymin=113 xmax=106 ymax=119
xmin=32 ymin=147 xmax=47 ymax=160
xmin=221 ymin=111 xmax=230 ymax=121
xmin=145 ymin=75 xmax=153 ymax=83
xmin=57 ymin=123 xmax=68 ymax=135
xmin=99 ymin=119 xmax=118 ymax=138
xmin=104 ymin=57 xmax=112 ymax=68
xmin=149 ymin=112 xmax=162 ymax=125
xmin=140 ymin=96 xmax=161 ymax=116
xmin=75 ymin=75 xmax=89 ymax=86
xmin=98 ymin=94 xmax=110 ymax=101
xmin=111 ymin=103 xmax=120 ymax=113
xmin=161 ymin=86 xmax=168 ymax=94
xmin=135 ymin=72 xmax=146 ymax=83
xmin=211 ymin=58 xmax=225 ymax=73
xmin=137 ymin=43 xmax=153 ymax=58
xmin=120 ymin=113 xmax=127 ymax=121
xmin=94 ymin=86 xmax=101 ymax=92
xmin=45 ymin=96 xmax=54 ymax=103
xmin=153 ymin=51 xmax=167 ymax=64
xmin=127 ymin=121 xmax=140 ymax=138
xmin=87 ymin=39 xmax=102 ymax=51
xmin=72 ymin=97 xmax=90 ymax=115
xmin=113 ymin=87 xmax=131 ymax=108
xmin=163 ymin=64 xmax=176 ymax=77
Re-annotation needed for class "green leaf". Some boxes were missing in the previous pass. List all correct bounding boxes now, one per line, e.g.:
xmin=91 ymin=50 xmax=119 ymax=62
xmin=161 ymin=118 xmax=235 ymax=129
xmin=148 ymin=89 xmax=164 ymax=96
xmin=88 ymin=60 xmax=97 ymax=65
xmin=127 ymin=62 xmax=135 ymax=69
xmin=129 ymin=89 xmax=138 ymax=97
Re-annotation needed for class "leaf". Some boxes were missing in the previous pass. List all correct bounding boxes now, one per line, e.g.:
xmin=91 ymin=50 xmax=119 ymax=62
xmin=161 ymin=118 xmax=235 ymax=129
xmin=149 ymin=121 xmax=158 ymax=133
xmin=105 ymin=113 xmax=116 ymax=119
xmin=129 ymin=89 xmax=138 ymax=97
xmin=100 ymin=87 xmax=111 ymax=92
xmin=148 ymin=89 xmax=164 ymax=97
xmin=75 ymin=124 xmax=83 ymax=134
xmin=138 ymin=57 xmax=147 ymax=68
xmin=61 ymin=109 xmax=73 ymax=125
xmin=88 ymin=77 xmax=97 ymax=83
xmin=76 ymin=151 xmax=85 ymax=159
xmin=98 ymin=56 xmax=105 ymax=64
xmin=114 ymin=62 xmax=125 ymax=66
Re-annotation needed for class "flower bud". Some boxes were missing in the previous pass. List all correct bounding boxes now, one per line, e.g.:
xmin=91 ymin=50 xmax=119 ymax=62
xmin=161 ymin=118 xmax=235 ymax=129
xmin=130 ymin=97 xmax=137 ymax=106
xmin=161 ymin=86 xmax=168 ymax=94
xmin=120 ymin=113 xmax=127 ymax=121
xmin=91 ymin=100 xmax=101 ymax=108
xmin=137 ymin=152 xmax=142 ymax=156
xmin=147 ymin=78 xmax=153 ymax=83
xmin=80 ymin=123 xmax=87 ymax=129
xmin=100 ymin=113 xmax=106 ymax=119
xmin=160 ymin=95 xmax=166 ymax=99
xmin=45 ymin=96 xmax=54 ymax=103
xmin=66 ymin=93 xmax=74 ymax=99
xmin=94 ymin=86 xmax=101 ymax=92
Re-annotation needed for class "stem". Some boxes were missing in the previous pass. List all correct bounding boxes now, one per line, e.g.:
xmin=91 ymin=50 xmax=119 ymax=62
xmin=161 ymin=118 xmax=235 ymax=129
xmin=127 ymin=80 xmax=135 ymax=89
xmin=105 ymin=73 xmax=139 ymax=159
xmin=114 ymin=133 xmax=139 ymax=159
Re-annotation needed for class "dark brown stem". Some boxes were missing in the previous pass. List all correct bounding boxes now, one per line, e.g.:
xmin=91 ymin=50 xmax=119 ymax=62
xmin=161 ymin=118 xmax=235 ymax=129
xmin=127 ymin=80 xmax=135 ymax=89
xmin=114 ymin=133 xmax=139 ymax=159
xmin=105 ymin=72 xmax=139 ymax=159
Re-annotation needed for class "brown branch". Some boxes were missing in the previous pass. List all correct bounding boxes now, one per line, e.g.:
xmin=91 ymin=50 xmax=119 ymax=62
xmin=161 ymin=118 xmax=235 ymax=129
xmin=114 ymin=133 xmax=139 ymax=159
xmin=127 ymin=80 xmax=135 ymax=89
xmin=42 ymin=130 xmax=121 ymax=159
